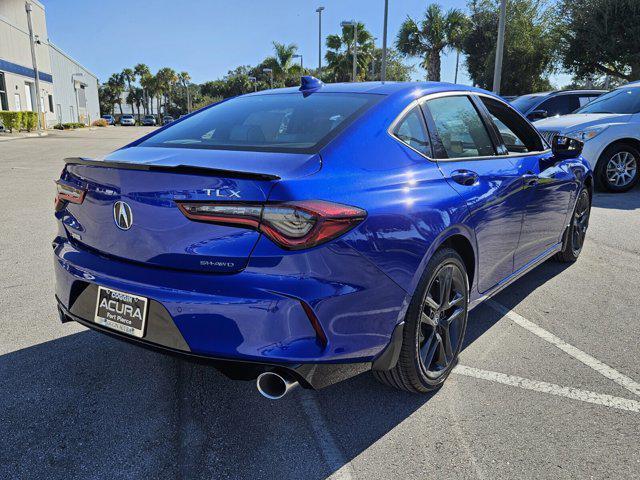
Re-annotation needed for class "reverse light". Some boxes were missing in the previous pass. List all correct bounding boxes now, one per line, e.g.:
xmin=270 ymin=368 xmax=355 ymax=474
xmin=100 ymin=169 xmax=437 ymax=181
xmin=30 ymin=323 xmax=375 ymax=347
xmin=55 ymin=180 xmax=86 ymax=210
xmin=177 ymin=200 xmax=366 ymax=250
xmin=565 ymin=126 xmax=607 ymax=142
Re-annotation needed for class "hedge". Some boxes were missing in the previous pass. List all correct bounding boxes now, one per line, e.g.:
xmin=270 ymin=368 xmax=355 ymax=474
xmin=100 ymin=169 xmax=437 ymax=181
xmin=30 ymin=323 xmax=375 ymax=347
xmin=0 ymin=111 xmax=39 ymax=132
xmin=0 ymin=111 xmax=22 ymax=133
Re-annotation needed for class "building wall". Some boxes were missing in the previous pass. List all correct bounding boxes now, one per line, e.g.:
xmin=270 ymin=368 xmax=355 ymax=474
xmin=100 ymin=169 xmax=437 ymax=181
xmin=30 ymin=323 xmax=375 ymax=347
xmin=0 ymin=0 xmax=98 ymax=128
xmin=49 ymin=43 xmax=99 ymax=126
xmin=0 ymin=0 xmax=55 ymax=125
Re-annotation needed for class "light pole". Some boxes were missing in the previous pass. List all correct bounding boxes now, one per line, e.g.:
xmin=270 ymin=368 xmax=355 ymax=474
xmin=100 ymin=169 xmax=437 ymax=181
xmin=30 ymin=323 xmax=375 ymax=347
xmin=25 ymin=2 xmax=43 ymax=130
xmin=316 ymin=6 xmax=324 ymax=73
xmin=381 ymin=0 xmax=389 ymax=82
xmin=72 ymin=73 xmax=84 ymax=124
xmin=341 ymin=20 xmax=358 ymax=82
xmin=292 ymin=54 xmax=303 ymax=70
xmin=263 ymin=68 xmax=273 ymax=89
xmin=248 ymin=76 xmax=257 ymax=92
xmin=492 ymin=0 xmax=507 ymax=94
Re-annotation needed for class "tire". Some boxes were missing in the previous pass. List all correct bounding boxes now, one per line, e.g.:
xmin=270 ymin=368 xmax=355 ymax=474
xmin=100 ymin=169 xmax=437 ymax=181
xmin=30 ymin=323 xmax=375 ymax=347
xmin=554 ymin=187 xmax=591 ymax=263
xmin=373 ymin=248 xmax=469 ymax=393
xmin=595 ymin=143 xmax=640 ymax=192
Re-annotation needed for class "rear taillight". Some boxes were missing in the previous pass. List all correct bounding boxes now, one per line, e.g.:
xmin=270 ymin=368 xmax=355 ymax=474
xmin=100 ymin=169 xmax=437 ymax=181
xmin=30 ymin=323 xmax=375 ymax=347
xmin=55 ymin=181 xmax=86 ymax=210
xmin=177 ymin=200 xmax=366 ymax=250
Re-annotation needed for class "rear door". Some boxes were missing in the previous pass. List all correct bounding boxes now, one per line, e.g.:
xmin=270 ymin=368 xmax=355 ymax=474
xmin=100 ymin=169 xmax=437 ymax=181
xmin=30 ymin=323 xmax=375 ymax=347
xmin=420 ymin=94 xmax=526 ymax=293
xmin=476 ymin=95 xmax=577 ymax=269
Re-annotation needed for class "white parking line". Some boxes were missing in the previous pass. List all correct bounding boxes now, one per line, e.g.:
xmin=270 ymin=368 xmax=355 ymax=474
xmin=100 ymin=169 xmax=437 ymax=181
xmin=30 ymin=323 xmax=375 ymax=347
xmin=453 ymin=365 xmax=640 ymax=413
xmin=487 ymin=299 xmax=640 ymax=398
xmin=298 ymin=390 xmax=355 ymax=480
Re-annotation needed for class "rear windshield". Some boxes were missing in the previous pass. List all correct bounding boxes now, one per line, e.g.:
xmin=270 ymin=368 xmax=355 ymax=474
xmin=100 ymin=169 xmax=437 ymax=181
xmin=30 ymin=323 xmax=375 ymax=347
xmin=139 ymin=92 xmax=381 ymax=153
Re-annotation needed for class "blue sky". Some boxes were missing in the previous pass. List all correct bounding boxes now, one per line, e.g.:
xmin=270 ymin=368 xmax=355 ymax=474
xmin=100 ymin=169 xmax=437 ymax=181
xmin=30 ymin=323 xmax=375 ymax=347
xmin=41 ymin=0 xmax=569 ymax=87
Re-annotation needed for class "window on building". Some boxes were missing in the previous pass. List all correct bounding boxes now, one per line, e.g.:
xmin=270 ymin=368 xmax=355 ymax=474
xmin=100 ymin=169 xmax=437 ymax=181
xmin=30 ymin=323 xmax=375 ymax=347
xmin=48 ymin=95 xmax=54 ymax=113
xmin=0 ymin=73 xmax=7 ymax=111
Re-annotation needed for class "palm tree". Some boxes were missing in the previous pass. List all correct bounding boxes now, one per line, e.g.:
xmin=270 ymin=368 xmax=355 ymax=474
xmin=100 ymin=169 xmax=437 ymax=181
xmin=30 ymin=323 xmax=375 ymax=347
xmin=177 ymin=71 xmax=192 ymax=113
xmin=325 ymin=22 xmax=375 ymax=82
xmin=106 ymin=73 xmax=125 ymax=115
xmin=396 ymin=4 xmax=468 ymax=82
xmin=156 ymin=67 xmax=178 ymax=117
xmin=127 ymin=87 xmax=144 ymax=120
xmin=134 ymin=63 xmax=151 ymax=114
xmin=263 ymin=42 xmax=302 ymax=85
xmin=121 ymin=68 xmax=136 ymax=116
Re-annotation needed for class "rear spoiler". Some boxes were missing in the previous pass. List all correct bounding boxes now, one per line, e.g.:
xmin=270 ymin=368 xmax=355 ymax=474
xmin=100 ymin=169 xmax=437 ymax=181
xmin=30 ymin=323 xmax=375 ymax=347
xmin=63 ymin=157 xmax=281 ymax=181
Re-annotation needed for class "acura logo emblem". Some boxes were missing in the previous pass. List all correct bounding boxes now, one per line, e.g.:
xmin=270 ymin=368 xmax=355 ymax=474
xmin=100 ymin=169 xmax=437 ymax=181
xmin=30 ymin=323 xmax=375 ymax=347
xmin=114 ymin=201 xmax=133 ymax=230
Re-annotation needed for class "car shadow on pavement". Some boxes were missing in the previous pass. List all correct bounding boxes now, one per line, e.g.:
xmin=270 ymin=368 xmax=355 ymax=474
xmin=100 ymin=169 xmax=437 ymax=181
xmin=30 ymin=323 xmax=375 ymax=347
xmin=0 ymin=261 xmax=575 ymax=480
xmin=591 ymin=187 xmax=640 ymax=210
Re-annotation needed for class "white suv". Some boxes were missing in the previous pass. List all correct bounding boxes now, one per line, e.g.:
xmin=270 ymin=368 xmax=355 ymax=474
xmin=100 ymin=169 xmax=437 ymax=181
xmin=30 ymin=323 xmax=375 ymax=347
xmin=535 ymin=83 xmax=640 ymax=192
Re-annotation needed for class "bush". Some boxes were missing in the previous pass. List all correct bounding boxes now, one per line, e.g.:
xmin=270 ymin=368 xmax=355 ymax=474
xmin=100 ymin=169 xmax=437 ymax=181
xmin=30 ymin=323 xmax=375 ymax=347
xmin=0 ymin=111 xmax=23 ymax=133
xmin=92 ymin=119 xmax=108 ymax=127
xmin=21 ymin=111 xmax=37 ymax=132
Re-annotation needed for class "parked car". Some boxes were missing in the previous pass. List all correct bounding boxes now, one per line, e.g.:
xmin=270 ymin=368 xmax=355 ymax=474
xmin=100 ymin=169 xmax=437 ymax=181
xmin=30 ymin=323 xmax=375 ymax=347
xmin=536 ymin=83 xmax=640 ymax=192
xmin=53 ymin=78 xmax=592 ymax=399
xmin=101 ymin=115 xmax=115 ymax=126
xmin=119 ymin=114 xmax=136 ymax=126
xmin=141 ymin=115 xmax=157 ymax=126
xmin=511 ymin=90 xmax=606 ymax=121
xmin=162 ymin=115 xmax=175 ymax=125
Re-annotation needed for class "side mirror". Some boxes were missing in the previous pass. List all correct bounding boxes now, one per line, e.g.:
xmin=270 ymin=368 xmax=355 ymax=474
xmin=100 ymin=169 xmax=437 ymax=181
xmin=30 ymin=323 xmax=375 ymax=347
xmin=551 ymin=135 xmax=583 ymax=160
xmin=528 ymin=109 xmax=548 ymax=121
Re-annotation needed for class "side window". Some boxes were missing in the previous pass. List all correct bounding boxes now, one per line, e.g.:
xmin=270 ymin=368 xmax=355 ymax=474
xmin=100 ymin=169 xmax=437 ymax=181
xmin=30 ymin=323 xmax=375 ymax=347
xmin=392 ymin=106 xmax=431 ymax=156
xmin=424 ymin=95 xmax=495 ymax=159
xmin=538 ymin=95 xmax=580 ymax=117
xmin=578 ymin=95 xmax=599 ymax=107
xmin=480 ymin=97 xmax=545 ymax=153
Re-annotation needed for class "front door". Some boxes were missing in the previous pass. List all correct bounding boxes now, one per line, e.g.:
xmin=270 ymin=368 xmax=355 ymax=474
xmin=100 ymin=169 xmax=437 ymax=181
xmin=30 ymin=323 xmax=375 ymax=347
xmin=475 ymin=95 xmax=577 ymax=270
xmin=421 ymin=94 xmax=527 ymax=293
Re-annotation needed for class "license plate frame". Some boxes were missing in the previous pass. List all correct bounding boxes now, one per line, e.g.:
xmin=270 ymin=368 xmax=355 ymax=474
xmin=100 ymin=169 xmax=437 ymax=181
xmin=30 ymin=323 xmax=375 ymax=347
xmin=93 ymin=286 xmax=149 ymax=338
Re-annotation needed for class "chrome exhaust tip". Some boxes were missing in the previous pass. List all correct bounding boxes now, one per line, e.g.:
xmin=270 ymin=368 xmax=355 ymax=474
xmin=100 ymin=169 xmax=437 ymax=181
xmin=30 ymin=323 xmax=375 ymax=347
xmin=256 ymin=371 xmax=299 ymax=400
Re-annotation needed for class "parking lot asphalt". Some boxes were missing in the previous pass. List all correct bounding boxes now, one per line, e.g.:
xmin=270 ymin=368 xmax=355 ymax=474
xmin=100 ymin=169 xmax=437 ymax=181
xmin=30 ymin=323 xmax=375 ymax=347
xmin=1 ymin=126 xmax=639 ymax=480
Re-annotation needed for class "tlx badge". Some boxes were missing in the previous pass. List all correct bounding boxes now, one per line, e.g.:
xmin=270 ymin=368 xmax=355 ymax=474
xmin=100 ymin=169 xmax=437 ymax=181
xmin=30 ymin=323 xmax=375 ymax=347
xmin=203 ymin=189 xmax=241 ymax=198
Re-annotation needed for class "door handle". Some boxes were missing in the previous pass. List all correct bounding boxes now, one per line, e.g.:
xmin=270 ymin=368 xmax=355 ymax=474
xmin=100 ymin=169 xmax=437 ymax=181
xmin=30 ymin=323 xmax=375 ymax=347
xmin=522 ymin=172 xmax=539 ymax=186
xmin=451 ymin=169 xmax=479 ymax=186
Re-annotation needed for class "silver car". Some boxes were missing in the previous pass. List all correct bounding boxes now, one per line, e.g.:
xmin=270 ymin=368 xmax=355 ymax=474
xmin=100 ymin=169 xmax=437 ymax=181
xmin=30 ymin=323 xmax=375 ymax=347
xmin=120 ymin=115 xmax=136 ymax=126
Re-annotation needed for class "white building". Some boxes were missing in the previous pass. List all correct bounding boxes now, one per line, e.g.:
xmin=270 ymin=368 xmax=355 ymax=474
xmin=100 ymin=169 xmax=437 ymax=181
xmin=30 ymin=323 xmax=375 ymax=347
xmin=0 ymin=0 xmax=99 ymax=128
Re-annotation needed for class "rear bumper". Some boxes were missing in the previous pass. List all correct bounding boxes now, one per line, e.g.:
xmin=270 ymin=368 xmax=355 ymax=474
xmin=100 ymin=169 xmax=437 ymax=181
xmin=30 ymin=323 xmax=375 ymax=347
xmin=53 ymin=235 xmax=408 ymax=381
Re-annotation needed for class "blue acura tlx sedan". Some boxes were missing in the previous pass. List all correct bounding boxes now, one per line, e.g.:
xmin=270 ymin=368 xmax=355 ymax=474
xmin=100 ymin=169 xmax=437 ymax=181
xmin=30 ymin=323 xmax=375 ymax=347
xmin=54 ymin=77 xmax=592 ymax=399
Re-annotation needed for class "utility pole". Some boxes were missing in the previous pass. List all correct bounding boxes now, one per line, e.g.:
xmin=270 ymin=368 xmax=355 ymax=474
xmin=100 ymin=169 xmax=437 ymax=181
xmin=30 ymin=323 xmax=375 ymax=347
xmin=492 ymin=0 xmax=507 ymax=94
xmin=316 ymin=7 xmax=324 ymax=73
xmin=381 ymin=0 xmax=389 ymax=81
xmin=25 ymin=2 xmax=43 ymax=130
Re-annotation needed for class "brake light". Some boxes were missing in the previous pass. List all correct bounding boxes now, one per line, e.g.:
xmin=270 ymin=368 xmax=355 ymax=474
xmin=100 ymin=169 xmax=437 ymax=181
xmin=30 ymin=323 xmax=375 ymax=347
xmin=177 ymin=200 xmax=366 ymax=250
xmin=55 ymin=181 xmax=86 ymax=210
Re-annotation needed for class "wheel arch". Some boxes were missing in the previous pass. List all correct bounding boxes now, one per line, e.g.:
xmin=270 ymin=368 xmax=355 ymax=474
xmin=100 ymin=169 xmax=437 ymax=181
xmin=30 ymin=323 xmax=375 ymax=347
xmin=409 ymin=225 xmax=478 ymax=297
xmin=596 ymin=137 xmax=640 ymax=166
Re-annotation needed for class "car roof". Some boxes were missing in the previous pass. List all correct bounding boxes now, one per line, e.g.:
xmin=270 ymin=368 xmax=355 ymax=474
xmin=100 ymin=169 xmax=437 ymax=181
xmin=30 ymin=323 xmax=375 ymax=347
xmin=242 ymin=81 xmax=488 ymax=97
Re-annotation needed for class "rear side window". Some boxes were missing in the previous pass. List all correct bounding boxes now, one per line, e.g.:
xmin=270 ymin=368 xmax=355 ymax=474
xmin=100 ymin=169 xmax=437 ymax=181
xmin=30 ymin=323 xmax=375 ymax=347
xmin=392 ymin=106 xmax=431 ymax=156
xmin=480 ymin=97 xmax=545 ymax=153
xmin=139 ymin=93 xmax=380 ymax=153
xmin=424 ymin=96 xmax=495 ymax=159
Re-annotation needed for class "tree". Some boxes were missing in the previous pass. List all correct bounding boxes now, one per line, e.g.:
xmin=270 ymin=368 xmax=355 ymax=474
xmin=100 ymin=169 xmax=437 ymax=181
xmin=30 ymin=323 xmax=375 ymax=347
xmin=396 ymin=4 xmax=468 ymax=81
xmin=262 ymin=42 xmax=303 ymax=86
xmin=127 ymin=87 xmax=144 ymax=119
xmin=134 ymin=63 xmax=151 ymax=114
xmin=366 ymin=48 xmax=414 ymax=81
xmin=98 ymin=84 xmax=119 ymax=115
xmin=121 ymin=68 xmax=136 ymax=116
xmin=156 ymin=67 xmax=178 ymax=117
xmin=106 ymin=73 xmax=125 ymax=114
xmin=558 ymin=0 xmax=640 ymax=82
xmin=461 ymin=0 xmax=556 ymax=95
xmin=325 ymin=22 xmax=375 ymax=82
xmin=177 ymin=71 xmax=192 ymax=113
